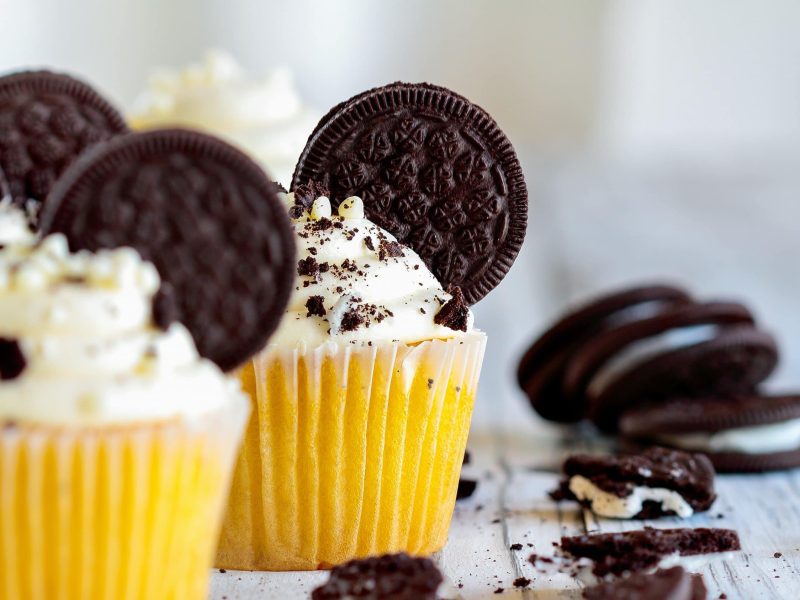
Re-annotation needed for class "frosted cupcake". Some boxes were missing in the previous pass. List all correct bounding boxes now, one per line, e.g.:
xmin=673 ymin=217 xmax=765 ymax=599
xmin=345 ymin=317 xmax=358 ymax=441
xmin=129 ymin=50 xmax=319 ymax=187
xmin=0 ymin=107 xmax=297 ymax=596
xmin=219 ymin=81 xmax=528 ymax=571
xmin=217 ymin=190 xmax=487 ymax=570
xmin=0 ymin=235 xmax=249 ymax=599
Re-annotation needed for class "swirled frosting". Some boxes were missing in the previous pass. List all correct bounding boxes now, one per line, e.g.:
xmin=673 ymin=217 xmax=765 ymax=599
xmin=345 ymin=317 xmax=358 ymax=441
xmin=129 ymin=50 xmax=319 ymax=187
xmin=0 ymin=234 xmax=242 ymax=426
xmin=269 ymin=193 xmax=474 ymax=348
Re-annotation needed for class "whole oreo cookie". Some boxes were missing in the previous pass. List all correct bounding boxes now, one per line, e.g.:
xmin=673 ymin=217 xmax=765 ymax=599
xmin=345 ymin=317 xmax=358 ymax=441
xmin=40 ymin=128 xmax=296 ymax=372
xmin=517 ymin=284 xmax=691 ymax=422
xmin=292 ymin=82 xmax=528 ymax=304
xmin=590 ymin=325 xmax=779 ymax=430
xmin=0 ymin=70 xmax=128 ymax=217
xmin=621 ymin=395 xmax=800 ymax=472
xmin=561 ymin=301 xmax=771 ymax=430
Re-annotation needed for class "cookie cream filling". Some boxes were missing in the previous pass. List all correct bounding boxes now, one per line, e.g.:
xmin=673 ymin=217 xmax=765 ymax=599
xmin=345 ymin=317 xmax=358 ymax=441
xmin=0 ymin=234 xmax=243 ymax=426
xmin=657 ymin=418 xmax=800 ymax=454
xmin=270 ymin=193 xmax=475 ymax=348
xmin=568 ymin=475 xmax=694 ymax=519
xmin=129 ymin=50 xmax=319 ymax=186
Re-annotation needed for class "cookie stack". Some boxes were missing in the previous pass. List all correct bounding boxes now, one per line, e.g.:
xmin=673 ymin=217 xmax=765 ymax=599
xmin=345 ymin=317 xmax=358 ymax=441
xmin=518 ymin=283 xmax=800 ymax=472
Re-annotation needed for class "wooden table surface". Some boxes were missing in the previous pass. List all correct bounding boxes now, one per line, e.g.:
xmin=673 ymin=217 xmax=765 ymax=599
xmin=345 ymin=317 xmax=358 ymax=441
xmin=210 ymin=156 xmax=800 ymax=599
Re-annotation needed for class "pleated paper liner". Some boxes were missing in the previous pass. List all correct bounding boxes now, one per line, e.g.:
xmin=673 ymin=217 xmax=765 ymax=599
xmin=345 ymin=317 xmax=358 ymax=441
xmin=0 ymin=396 xmax=249 ymax=600
xmin=217 ymin=332 xmax=487 ymax=571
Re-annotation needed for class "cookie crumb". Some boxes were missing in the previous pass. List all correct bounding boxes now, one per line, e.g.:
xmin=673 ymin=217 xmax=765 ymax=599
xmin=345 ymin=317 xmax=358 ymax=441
xmin=306 ymin=296 xmax=326 ymax=318
xmin=513 ymin=577 xmax=531 ymax=588
xmin=434 ymin=286 xmax=470 ymax=332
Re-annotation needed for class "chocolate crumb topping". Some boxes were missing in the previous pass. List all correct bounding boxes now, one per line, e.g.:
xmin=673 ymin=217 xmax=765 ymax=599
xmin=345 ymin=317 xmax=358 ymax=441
xmin=434 ymin=287 xmax=470 ymax=332
xmin=513 ymin=577 xmax=531 ymax=588
xmin=293 ymin=180 xmax=330 ymax=208
xmin=378 ymin=240 xmax=404 ymax=261
xmin=340 ymin=309 xmax=365 ymax=332
xmin=306 ymin=296 xmax=326 ymax=318
xmin=272 ymin=181 xmax=288 ymax=194
xmin=0 ymin=337 xmax=26 ymax=380
xmin=297 ymin=256 xmax=319 ymax=277
xmin=364 ymin=237 xmax=375 ymax=251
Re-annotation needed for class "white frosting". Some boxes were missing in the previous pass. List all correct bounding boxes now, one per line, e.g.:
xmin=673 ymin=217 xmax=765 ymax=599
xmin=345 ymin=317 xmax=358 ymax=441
xmin=129 ymin=50 xmax=320 ymax=186
xmin=0 ymin=235 xmax=242 ymax=426
xmin=568 ymin=475 xmax=694 ymax=519
xmin=0 ymin=201 xmax=35 ymax=246
xmin=270 ymin=194 xmax=474 ymax=348
xmin=658 ymin=417 xmax=800 ymax=454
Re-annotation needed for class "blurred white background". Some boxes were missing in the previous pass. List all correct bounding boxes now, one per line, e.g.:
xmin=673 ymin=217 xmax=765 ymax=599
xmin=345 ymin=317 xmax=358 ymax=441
xmin=3 ymin=0 xmax=799 ymax=426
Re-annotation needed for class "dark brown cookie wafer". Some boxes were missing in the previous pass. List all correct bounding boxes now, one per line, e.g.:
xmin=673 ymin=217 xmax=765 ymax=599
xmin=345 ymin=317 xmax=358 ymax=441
xmin=560 ymin=527 xmax=740 ymax=579
xmin=698 ymin=449 xmax=800 ymax=473
xmin=517 ymin=284 xmax=691 ymax=422
xmin=39 ymin=128 xmax=296 ymax=372
xmin=292 ymin=82 xmax=528 ymax=304
xmin=0 ymin=70 xmax=128 ymax=218
xmin=311 ymin=553 xmax=443 ymax=600
xmin=621 ymin=396 xmax=800 ymax=472
xmin=588 ymin=325 xmax=778 ymax=431
xmin=583 ymin=567 xmax=706 ymax=600
xmin=0 ymin=166 xmax=9 ymax=200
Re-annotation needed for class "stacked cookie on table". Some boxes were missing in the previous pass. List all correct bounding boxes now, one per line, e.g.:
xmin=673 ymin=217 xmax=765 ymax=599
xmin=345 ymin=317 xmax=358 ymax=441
xmin=518 ymin=283 xmax=800 ymax=473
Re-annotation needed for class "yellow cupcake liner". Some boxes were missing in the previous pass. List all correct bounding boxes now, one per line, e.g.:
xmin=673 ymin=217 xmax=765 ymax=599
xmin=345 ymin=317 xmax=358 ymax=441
xmin=217 ymin=332 xmax=487 ymax=571
xmin=0 ymin=398 xmax=248 ymax=600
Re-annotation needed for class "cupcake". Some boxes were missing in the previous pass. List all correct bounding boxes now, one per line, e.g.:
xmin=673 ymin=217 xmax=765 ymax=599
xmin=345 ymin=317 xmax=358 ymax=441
xmin=218 ymin=82 xmax=528 ymax=571
xmin=217 ymin=190 xmax=487 ymax=571
xmin=129 ymin=50 xmax=320 ymax=187
xmin=0 ymin=235 xmax=249 ymax=599
xmin=0 ymin=67 xmax=298 ymax=598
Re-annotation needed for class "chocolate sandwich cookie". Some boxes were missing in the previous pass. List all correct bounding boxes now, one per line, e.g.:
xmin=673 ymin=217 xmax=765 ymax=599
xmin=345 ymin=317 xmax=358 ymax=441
xmin=292 ymin=82 xmax=528 ymax=305
xmin=554 ymin=446 xmax=716 ymax=519
xmin=621 ymin=395 xmax=800 ymax=473
xmin=311 ymin=553 xmax=443 ymax=600
xmin=583 ymin=567 xmax=707 ymax=600
xmin=563 ymin=301 xmax=778 ymax=431
xmin=517 ymin=284 xmax=691 ymax=422
xmin=0 ymin=70 xmax=128 ymax=218
xmin=560 ymin=527 xmax=740 ymax=579
xmin=39 ymin=128 xmax=296 ymax=372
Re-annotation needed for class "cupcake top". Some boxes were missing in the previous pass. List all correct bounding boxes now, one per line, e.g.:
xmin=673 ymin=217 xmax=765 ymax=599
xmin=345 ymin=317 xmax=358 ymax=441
xmin=129 ymin=50 xmax=319 ymax=186
xmin=270 ymin=188 xmax=474 ymax=348
xmin=0 ymin=234 xmax=242 ymax=426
